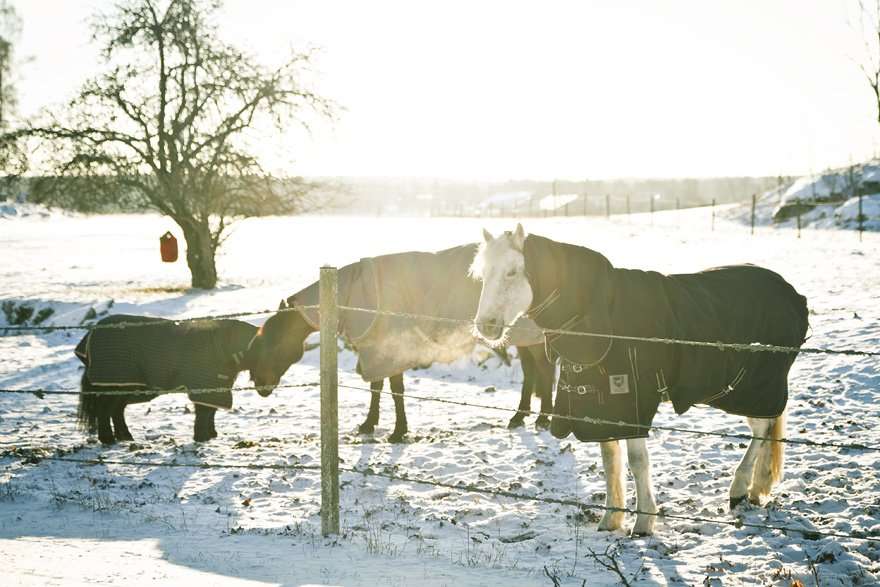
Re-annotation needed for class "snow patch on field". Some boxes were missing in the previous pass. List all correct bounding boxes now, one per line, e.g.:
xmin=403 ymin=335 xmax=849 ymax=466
xmin=2 ymin=212 xmax=880 ymax=585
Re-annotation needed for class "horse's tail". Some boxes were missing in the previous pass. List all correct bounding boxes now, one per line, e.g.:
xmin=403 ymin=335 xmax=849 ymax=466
xmin=751 ymin=409 xmax=786 ymax=499
xmin=77 ymin=373 xmax=100 ymax=434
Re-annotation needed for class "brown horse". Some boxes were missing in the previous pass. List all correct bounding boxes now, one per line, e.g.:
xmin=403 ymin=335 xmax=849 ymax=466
xmin=246 ymin=244 xmax=556 ymax=442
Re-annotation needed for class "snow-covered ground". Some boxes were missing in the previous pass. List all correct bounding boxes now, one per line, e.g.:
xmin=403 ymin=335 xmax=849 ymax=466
xmin=1 ymin=211 xmax=879 ymax=586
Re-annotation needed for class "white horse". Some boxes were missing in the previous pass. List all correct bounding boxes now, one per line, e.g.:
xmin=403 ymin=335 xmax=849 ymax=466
xmin=470 ymin=224 xmax=801 ymax=535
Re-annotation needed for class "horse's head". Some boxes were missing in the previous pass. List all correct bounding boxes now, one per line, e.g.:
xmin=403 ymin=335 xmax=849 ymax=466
xmin=470 ymin=223 xmax=533 ymax=346
xmin=246 ymin=299 xmax=313 ymax=396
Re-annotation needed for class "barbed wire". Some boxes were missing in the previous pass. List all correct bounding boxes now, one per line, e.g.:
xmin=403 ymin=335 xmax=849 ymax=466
xmin=17 ymin=453 xmax=878 ymax=544
xmin=2 ymin=302 xmax=878 ymax=359
xmin=337 ymin=383 xmax=880 ymax=452
xmin=2 ymin=377 xmax=877 ymax=452
xmin=0 ymin=306 xmax=302 ymax=333
xmin=0 ymin=382 xmax=318 ymax=398
xmin=334 ymin=305 xmax=880 ymax=358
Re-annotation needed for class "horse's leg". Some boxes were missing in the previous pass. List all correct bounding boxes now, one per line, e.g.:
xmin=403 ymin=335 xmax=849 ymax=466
xmin=193 ymin=404 xmax=218 ymax=442
xmin=508 ymin=346 xmax=534 ymax=429
xmin=597 ymin=439 xmax=626 ymax=531
xmin=96 ymin=397 xmax=115 ymax=445
xmin=533 ymin=351 xmax=554 ymax=431
xmin=626 ymin=437 xmax=658 ymax=535
xmin=387 ymin=374 xmax=407 ymax=443
xmin=728 ymin=416 xmax=774 ymax=509
xmin=748 ymin=411 xmax=786 ymax=505
xmin=111 ymin=399 xmax=134 ymax=442
xmin=358 ymin=380 xmax=383 ymax=434
xmin=207 ymin=406 xmax=218 ymax=439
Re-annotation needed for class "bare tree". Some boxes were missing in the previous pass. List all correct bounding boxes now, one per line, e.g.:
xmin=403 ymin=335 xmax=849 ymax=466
xmin=854 ymin=0 xmax=880 ymax=124
xmin=0 ymin=0 xmax=20 ymax=129
xmin=0 ymin=0 xmax=25 ymax=198
xmin=6 ymin=0 xmax=333 ymax=288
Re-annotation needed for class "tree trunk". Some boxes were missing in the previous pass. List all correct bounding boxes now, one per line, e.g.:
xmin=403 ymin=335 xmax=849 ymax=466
xmin=179 ymin=220 xmax=218 ymax=289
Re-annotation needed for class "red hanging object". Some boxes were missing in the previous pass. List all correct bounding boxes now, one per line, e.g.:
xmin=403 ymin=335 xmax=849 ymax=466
xmin=160 ymin=231 xmax=178 ymax=263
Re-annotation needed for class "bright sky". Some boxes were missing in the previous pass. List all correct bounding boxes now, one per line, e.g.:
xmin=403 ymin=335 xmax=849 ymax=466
xmin=12 ymin=0 xmax=880 ymax=179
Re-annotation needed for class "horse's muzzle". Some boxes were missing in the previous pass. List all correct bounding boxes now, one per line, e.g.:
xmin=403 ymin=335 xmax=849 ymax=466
xmin=474 ymin=318 xmax=504 ymax=342
xmin=251 ymin=372 xmax=279 ymax=397
xmin=256 ymin=386 xmax=275 ymax=398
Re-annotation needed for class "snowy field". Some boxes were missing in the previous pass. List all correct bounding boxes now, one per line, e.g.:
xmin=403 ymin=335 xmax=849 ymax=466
xmin=1 ymin=210 xmax=879 ymax=586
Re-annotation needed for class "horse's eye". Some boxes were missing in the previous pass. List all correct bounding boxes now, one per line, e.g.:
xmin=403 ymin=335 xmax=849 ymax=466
xmin=506 ymin=268 xmax=517 ymax=278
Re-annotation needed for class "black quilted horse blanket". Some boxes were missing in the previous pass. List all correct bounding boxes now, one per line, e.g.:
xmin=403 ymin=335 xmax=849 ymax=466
xmin=75 ymin=315 xmax=257 ymax=410
xmin=521 ymin=234 xmax=809 ymax=442
xmin=290 ymin=244 xmax=543 ymax=382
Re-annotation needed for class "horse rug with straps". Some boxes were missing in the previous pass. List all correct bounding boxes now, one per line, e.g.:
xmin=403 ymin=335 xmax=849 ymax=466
xmin=291 ymin=244 xmax=544 ymax=382
xmin=528 ymin=235 xmax=809 ymax=443
xmin=75 ymin=315 xmax=256 ymax=410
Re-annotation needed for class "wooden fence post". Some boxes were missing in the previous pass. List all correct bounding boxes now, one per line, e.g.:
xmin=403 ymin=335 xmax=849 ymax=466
xmin=750 ymin=194 xmax=756 ymax=236
xmin=320 ymin=266 xmax=340 ymax=536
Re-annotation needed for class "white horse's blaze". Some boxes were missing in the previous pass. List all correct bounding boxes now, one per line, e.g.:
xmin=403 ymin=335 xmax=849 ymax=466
xmin=471 ymin=225 xmax=532 ymax=345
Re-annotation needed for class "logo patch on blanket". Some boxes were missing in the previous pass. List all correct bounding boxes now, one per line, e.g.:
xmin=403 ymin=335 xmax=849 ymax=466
xmin=609 ymin=374 xmax=630 ymax=395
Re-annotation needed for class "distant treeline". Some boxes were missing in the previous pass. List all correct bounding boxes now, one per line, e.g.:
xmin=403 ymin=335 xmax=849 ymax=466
xmin=3 ymin=174 xmax=784 ymax=216
xmin=315 ymin=176 xmax=784 ymax=215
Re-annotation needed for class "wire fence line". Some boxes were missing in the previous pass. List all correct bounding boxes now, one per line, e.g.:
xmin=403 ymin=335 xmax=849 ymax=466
xmin=0 ymin=382 xmax=318 ymax=398
xmin=336 ymin=383 xmax=880 ymax=453
xmin=3 ymin=379 xmax=877 ymax=452
xmin=0 ymin=306 xmax=299 ymax=333
xmin=2 ymin=301 xmax=878 ymax=358
xmin=12 ymin=453 xmax=877 ymax=545
xmin=334 ymin=305 xmax=880 ymax=358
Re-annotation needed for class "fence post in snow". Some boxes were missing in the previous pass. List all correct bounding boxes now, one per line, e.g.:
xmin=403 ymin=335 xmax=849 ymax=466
xmin=859 ymin=192 xmax=864 ymax=242
xmin=606 ymin=194 xmax=611 ymax=219
xmin=319 ymin=266 xmax=340 ymax=536
xmin=797 ymin=212 xmax=801 ymax=239
xmin=626 ymin=194 xmax=630 ymax=217
xmin=751 ymin=194 xmax=756 ymax=236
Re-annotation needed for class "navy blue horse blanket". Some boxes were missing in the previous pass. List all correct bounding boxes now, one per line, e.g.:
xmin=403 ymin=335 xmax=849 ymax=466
xmin=75 ymin=315 xmax=256 ymax=409
xmin=521 ymin=234 xmax=809 ymax=442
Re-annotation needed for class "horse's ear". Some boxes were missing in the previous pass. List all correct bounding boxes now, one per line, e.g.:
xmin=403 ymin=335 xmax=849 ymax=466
xmin=482 ymin=228 xmax=494 ymax=243
xmin=278 ymin=299 xmax=288 ymax=310
xmin=511 ymin=223 xmax=525 ymax=251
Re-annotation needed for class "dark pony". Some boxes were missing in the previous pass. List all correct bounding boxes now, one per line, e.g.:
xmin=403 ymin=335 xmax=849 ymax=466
xmin=77 ymin=315 xmax=257 ymax=444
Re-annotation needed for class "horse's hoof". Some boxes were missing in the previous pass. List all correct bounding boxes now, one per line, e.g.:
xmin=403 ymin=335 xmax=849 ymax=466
xmin=387 ymin=432 xmax=406 ymax=444
xmin=358 ymin=423 xmax=376 ymax=435
xmin=729 ymin=495 xmax=748 ymax=510
xmin=534 ymin=415 xmax=551 ymax=430
xmin=507 ymin=415 xmax=526 ymax=429
xmin=99 ymin=435 xmax=116 ymax=446
xmin=631 ymin=517 xmax=656 ymax=536
xmin=597 ymin=512 xmax=625 ymax=532
xmin=116 ymin=432 xmax=134 ymax=442
xmin=193 ymin=434 xmax=212 ymax=443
